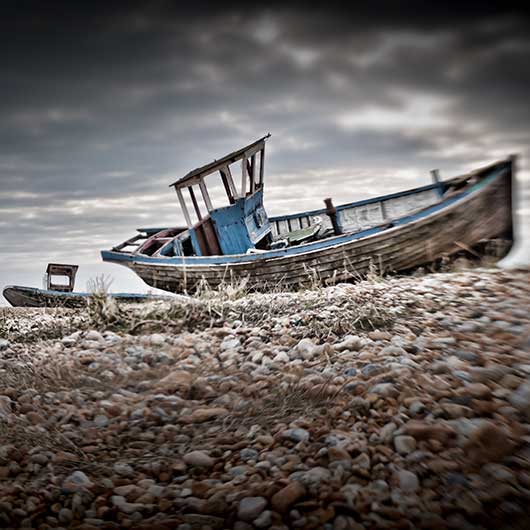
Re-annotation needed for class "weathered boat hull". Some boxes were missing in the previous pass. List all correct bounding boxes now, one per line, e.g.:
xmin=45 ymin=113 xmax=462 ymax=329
xmin=2 ymin=286 xmax=175 ymax=308
xmin=102 ymin=160 xmax=513 ymax=294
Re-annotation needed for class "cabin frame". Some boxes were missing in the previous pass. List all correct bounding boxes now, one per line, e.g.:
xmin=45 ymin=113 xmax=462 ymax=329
xmin=168 ymin=134 xmax=271 ymax=256
xmin=45 ymin=263 xmax=78 ymax=292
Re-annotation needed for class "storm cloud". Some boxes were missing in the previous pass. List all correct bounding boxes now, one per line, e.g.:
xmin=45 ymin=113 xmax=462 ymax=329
xmin=1 ymin=2 xmax=529 ymax=301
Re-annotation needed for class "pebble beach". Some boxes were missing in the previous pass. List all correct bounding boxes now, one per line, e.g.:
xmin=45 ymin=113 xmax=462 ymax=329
xmin=1 ymin=267 xmax=529 ymax=530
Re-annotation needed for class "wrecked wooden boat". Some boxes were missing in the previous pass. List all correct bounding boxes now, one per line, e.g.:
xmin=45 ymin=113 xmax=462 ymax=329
xmin=101 ymin=135 xmax=514 ymax=293
xmin=3 ymin=263 xmax=174 ymax=308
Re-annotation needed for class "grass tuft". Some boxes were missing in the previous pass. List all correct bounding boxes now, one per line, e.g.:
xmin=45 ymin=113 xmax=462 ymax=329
xmin=87 ymin=275 xmax=124 ymax=329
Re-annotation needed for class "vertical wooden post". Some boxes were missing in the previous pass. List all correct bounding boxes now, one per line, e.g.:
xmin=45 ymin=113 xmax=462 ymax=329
xmin=324 ymin=198 xmax=343 ymax=235
xmin=188 ymin=186 xmax=202 ymax=221
xmin=241 ymin=157 xmax=248 ymax=196
xmin=431 ymin=169 xmax=444 ymax=197
xmin=69 ymin=267 xmax=77 ymax=291
xmin=221 ymin=165 xmax=238 ymax=202
xmin=249 ymin=153 xmax=256 ymax=193
xmin=220 ymin=170 xmax=234 ymax=204
xmin=175 ymin=187 xmax=192 ymax=227
xmin=199 ymin=178 xmax=213 ymax=212
xmin=259 ymin=146 xmax=265 ymax=187
xmin=380 ymin=201 xmax=386 ymax=220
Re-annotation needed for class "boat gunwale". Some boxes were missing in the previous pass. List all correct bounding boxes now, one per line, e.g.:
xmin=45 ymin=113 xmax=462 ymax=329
xmin=268 ymin=181 xmax=441 ymax=222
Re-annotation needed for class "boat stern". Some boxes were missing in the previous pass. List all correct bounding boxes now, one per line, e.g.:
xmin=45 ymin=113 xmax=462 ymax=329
xmin=2 ymin=286 xmax=21 ymax=307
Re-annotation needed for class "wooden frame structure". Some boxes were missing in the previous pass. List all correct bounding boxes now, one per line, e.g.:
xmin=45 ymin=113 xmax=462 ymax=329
xmin=45 ymin=263 xmax=78 ymax=292
xmin=169 ymin=134 xmax=269 ymax=228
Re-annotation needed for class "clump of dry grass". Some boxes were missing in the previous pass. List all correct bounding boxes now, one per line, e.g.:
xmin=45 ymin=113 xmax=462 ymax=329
xmin=296 ymin=295 xmax=395 ymax=339
xmin=0 ymin=355 xmax=106 ymax=458
xmin=221 ymin=369 xmax=345 ymax=433
xmin=7 ymin=267 xmax=397 ymax=340
xmin=223 ymin=280 xmax=397 ymax=339
xmin=0 ymin=353 xmax=107 ymax=394
xmin=0 ymin=416 xmax=87 ymax=459
xmin=87 ymin=275 xmax=124 ymax=329
xmin=84 ymin=274 xmax=223 ymax=333
xmin=195 ymin=275 xmax=251 ymax=302
xmin=3 ymin=278 xmax=397 ymax=345
xmin=122 ymin=298 xmax=227 ymax=334
xmin=366 ymin=256 xmax=387 ymax=282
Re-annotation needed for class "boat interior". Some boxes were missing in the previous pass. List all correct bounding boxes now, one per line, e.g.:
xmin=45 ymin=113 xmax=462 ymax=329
xmin=110 ymin=136 xmax=489 ymax=259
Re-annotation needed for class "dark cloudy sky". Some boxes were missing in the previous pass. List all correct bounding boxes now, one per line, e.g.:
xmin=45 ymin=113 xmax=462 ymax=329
xmin=1 ymin=2 xmax=529 ymax=303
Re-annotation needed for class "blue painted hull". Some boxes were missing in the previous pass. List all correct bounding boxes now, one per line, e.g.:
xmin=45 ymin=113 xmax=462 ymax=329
xmin=101 ymin=159 xmax=513 ymax=293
